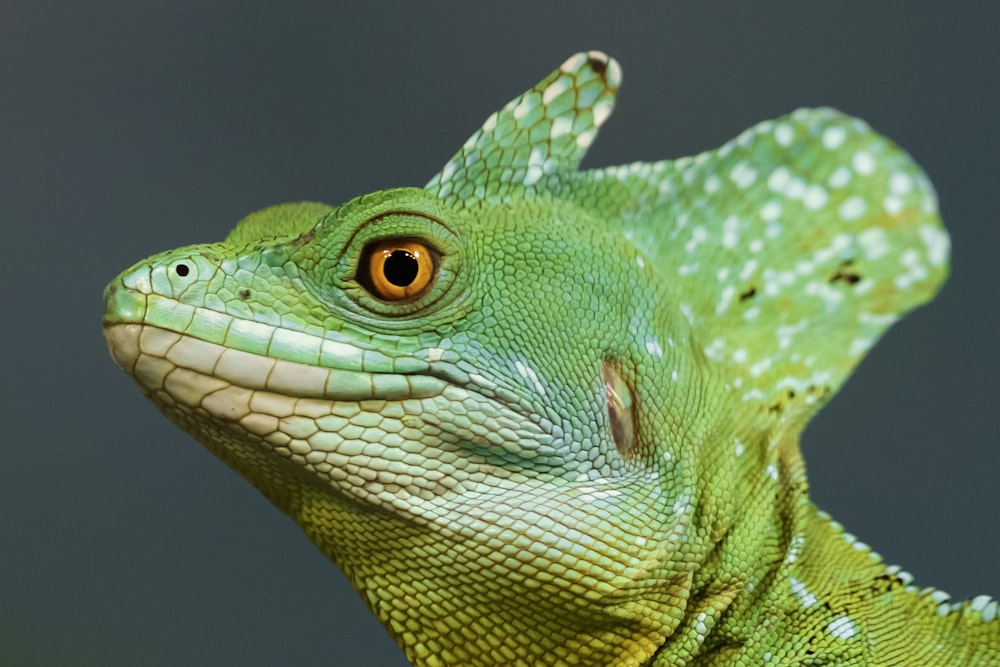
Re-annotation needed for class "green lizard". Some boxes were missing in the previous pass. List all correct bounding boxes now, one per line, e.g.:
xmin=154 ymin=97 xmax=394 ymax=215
xmin=103 ymin=51 xmax=998 ymax=666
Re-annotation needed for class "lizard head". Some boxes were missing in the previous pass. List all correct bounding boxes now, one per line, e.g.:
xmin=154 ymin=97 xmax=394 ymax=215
xmin=102 ymin=178 xmax=708 ymax=665
xmin=104 ymin=51 xmax=948 ymax=665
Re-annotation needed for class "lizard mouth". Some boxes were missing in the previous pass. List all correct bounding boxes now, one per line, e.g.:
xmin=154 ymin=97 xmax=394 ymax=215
xmin=104 ymin=323 xmax=448 ymax=423
xmin=104 ymin=323 xmax=445 ymax=402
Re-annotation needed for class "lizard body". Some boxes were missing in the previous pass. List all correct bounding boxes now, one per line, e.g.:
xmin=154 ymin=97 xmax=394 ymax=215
xmin=103 ymin=52 xmax=998 ymax=665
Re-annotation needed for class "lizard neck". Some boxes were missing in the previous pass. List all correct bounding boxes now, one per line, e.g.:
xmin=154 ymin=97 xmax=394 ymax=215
xmin=295 ymin=485 xmax=698 ymax=667
xmin=650 ymin=432 xmax=1000 ymax=666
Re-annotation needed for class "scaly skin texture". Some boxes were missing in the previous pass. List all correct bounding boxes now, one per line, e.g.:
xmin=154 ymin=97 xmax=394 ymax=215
xmin=103 ymin=52 xmax=998 ymax=665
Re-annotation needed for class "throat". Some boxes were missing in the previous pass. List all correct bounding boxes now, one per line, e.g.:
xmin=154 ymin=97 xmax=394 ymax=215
xmin=295 ymin=484 xmax=701 ymax=667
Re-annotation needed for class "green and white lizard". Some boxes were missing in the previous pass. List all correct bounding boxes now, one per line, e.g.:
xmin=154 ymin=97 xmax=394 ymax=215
xmin=103 ymin=52 xmax=998 ymax=665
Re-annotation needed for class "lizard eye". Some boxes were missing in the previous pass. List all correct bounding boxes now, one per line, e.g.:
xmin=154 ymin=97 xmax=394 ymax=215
xmin=359 ymin=239 xmax=438 ymax=301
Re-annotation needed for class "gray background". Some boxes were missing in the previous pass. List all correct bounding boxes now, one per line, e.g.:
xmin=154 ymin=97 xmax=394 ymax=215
xmin=2 ymin=2 xmax=997 ymax=665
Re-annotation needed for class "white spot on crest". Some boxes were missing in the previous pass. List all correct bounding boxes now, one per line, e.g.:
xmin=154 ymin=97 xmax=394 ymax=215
xmin=920 ymin=225 xmax=949 ymax=266
xmin=704 ymin=174 xmax=721 ymax=193
xmin=822 ymin=126 xmax=846 ymax=150
xmin=784 ymin=177 xmax=806 ymax=200
xmin=559 ymin=52 xmax=588 ymax=73
xmin=766 ymin=463 xmax=779 ymax=481
xmin=750 ymin=357 xmax=772 ymax=378
xmin=767 ymin=166 xmax=791 ymax=192
xmin=657 ymin=177 xmax=675 ymax=197
xmin=685 ymin=225 xmax=709 ymax=254
xmin=739 ymin=259 xmax=759 ymax=281
xmin=761 ymin=200 xmax=782 ymax=222
xmin=730 ymin=161 xmax=757 ymax=189
xmin=852 ymin=150 xmax=875 ymax=175
xmin=550 ymin=115 xmax=572 ymax=139
xmin=774 ymin=123 xmax=794 ymax=147
xmin=790 ymin=577 xmax=818 ymax=608
xmin=803 ymin=185 xmax=829 ymax=210
xmin=849 ymin=338 xmax=871 ymax=357
xmin=644 ymin=338 xmax=663 ymax=357
xmin=542 ymin=78 xmax=569 ymax=105
xmin=439 ymin=160 xmax=457 ymax=183
xmin=523 ymin=165 xmax=543 ymax=186
xmin=858 ymin=228 xmax=889 ymax=260
xmin=636 ymin=255 xmax=645 ymax=269
xmin=884 ymin=195 xmax=903 ymax=214
xmin=784 ymin=535 xmax=805 ymax=564
xmin=776 ymin=320 xmax=808 ymax=350
xmin=890 ymin=172 xmax=913 ymax=194
xmin=859 ymin=311 xmax=898 ymax=326
xmin=828 ymin=167 xmax=851 ymax=189
xmin=592 ymin=100 xmax=614 ymax=128
xmin=839 ymin=196 xmax=867 ymax=220
xmin=716 ymin=285 xmax=736 ymax=316
xmin=576 ymin=129 xmax=596 ymax=148
xmin=805 ymin=280 xmax=844 ymax=307
xmin=721 ymin=215 xmax=740 ymax=249
xmin=512 ymin=95 xmax=533 ymax=120
xmin=827 ymin=616 xmax=858 ymax=640
xmin=704 ymin=337 xmax=725 ymax=360
xmin=831 ymin=232 xmax=852 ymax=252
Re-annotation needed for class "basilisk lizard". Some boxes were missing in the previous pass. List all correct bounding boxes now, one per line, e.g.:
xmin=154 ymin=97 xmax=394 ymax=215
xmin=103 ymin=52 xmax=999 ymax=665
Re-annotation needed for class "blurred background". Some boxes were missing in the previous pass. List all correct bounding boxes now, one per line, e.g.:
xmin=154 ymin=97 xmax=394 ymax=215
xmin=2 ymin=2 xmax=997 ymax=665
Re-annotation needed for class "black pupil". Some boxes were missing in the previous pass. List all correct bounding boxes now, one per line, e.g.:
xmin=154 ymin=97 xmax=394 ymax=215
xmin=383 ymin=250 xmax=418 ymax=287
xmin=175 ymin=263 xmax=190 ymax=277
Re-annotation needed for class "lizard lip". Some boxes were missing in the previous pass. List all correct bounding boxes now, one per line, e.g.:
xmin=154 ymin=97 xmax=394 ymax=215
xmin=103 ymin=323 xmax=448 ymax=406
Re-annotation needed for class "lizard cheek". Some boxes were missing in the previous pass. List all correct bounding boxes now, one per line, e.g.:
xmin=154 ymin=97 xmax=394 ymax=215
xmin=602 ymin=360 xmax=637 ymax=462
